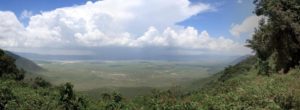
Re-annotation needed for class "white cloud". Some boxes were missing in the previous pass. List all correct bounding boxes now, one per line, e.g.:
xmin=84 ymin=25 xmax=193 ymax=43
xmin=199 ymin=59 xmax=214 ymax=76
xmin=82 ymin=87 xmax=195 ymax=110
xmin=230 ymin=15 xmax=263 ymax=37
xmin=0 ymin=0 xmax=250 ymax=56
xmin=133 ymin=27 xmax=245 ymax=51
xmin=0 ymin=11 xmax=26 ymax=47
xmin=70 ymin=26 xmax=248 ymax=54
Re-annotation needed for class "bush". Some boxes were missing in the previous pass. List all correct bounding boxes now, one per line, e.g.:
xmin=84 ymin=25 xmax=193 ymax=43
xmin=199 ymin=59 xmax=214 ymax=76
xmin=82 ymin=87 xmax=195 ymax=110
xmin=0 ymin=86 xmax=16 ymax=109
xmin=59 ymin=82 xmax=86 ymax=110
xmin=274 ymin=94 xmax=300 ymax=110
xmin=33 ymin=77 xmax=51 ymax=88
xmin=105 ymin=92 xmax=127 ymax=110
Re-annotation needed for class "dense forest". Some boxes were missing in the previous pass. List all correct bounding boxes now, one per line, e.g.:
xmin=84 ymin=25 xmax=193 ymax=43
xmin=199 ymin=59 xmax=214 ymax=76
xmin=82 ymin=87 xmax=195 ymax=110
xmin=0 ymin=0 xmax=300 ymax=109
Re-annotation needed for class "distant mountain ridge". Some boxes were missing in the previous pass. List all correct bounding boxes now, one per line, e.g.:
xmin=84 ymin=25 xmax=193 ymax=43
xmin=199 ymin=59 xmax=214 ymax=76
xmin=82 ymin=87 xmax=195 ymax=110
xmin=4 ymin=51 xmax=44 ymax=73
xmin=14 ymin=51 xmax=243 ymax=64
xmin=229 ymin=55 xmax=253 ymax=65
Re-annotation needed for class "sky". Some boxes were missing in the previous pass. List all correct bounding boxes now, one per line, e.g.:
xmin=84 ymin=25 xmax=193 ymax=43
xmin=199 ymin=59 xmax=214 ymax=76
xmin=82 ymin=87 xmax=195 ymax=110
xmin=0 ymin=0 xmax=262 ymax=59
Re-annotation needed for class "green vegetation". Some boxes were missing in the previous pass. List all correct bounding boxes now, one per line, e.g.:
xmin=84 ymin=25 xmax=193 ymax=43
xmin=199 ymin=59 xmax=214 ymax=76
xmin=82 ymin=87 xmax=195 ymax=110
xmin=188 ymin=57 xmax=300 ymax=109
xmin=58 ymin=82 xmax=86 ymax=110
xmin=4 ymin=51 xmax=44 ymax=73
xmin=0 ymin=0 xmax=299 ymax=109
xmin=247 ymin=0 xmax=300 ymax=74
xmin=0 ymin=49 xmax=24 ymax=81
xmin=1 ymin=50 xmax=300 ymax=109
xmin=37 ymin=60 xmax=222 ymax=91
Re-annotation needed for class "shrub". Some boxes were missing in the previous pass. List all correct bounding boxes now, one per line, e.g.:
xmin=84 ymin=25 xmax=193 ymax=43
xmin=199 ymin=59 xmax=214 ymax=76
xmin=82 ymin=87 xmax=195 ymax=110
xmin=59 ymin=82 xmax=86 ymax=110
xmin=0 ymin=86 xmax=16 ymax=109
xmin=33 ymin=77 xmax=51 ymax=88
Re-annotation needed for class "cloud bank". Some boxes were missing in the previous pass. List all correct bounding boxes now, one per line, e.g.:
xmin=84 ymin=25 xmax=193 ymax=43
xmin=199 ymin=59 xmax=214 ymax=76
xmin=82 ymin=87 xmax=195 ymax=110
xmin=0 ymin=0 xmax=250 ymax=56
xmin=230 ymin=15 xmax=262 ymax=37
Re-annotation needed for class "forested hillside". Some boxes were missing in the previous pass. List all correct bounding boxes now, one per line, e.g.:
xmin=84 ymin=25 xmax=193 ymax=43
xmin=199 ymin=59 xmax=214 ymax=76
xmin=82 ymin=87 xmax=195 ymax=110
xmin=4 ymin=51 xmax=44 ymax=73
xmin=2 ymin=51 xmax=45 ymax=81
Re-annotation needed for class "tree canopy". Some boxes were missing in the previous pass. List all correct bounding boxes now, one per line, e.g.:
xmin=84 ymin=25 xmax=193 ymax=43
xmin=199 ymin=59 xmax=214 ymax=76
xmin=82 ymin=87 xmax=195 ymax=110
xmin=247 ymin=0 xmax=300 ymax=74
xmin=0 ymin=49 xmax=24 ymax=80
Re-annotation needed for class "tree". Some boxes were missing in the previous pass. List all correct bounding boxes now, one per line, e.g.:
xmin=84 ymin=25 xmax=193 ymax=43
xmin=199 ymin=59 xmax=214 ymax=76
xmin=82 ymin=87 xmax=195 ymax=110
xmin=247 ymin=0 xmax=300 ymax=74
xmin=0 ymin=49 xmax=24 ymax=80
xmin=59 ymin=82 xmax=86 ymax=110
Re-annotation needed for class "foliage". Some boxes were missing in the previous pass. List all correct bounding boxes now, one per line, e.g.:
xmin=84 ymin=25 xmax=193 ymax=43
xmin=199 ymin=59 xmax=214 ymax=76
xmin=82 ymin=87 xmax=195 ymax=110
xmin=274 ymin=94 xmax=300 ymax=110
xmin=247 ymin=0 xmax=300 ymax=74
xmin=33 ymin=77 xmax=52 ymax=88
xmin=104 ymin=92 xmax=127 ymax=110
xmin=187 ymin=61 xmax=300 ymax=109
xmin=59 ymin=82 xmax=86 ymax=110
xmin=0 ymin=79 xmax=60 ymax=109
xmin=0 ymin=52 xmax=300 ymax=109
xmin=0 ymin=49 xmax=24 ymax=81
xmin=0 ymin=86 xmax=16 ymax=109
xmin=219 ymin=56 xmax=256 ymax=81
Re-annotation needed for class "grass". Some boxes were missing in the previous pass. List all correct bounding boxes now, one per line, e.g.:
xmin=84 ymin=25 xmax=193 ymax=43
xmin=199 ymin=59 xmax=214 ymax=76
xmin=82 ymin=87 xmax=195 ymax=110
xmin=184 ymin=65 xmax=300 ymax=109
xmin=36 ymin=60 xmax=225 ymax=92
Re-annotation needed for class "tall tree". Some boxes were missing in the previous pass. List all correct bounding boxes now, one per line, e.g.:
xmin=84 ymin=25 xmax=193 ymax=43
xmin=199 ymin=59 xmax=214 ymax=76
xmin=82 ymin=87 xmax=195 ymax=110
xmin=248 ymin=0 xmax=300 ymax=74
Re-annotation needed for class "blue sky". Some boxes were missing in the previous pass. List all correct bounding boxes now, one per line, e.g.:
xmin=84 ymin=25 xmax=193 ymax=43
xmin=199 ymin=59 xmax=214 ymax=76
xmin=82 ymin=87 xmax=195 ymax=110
xmin=0 ymin=0 xmax=88 ymax=14
xmin=182 ymin=0 xmax=255 ymax=37
xmin=0 ymin=0 xmax=260 ymax=58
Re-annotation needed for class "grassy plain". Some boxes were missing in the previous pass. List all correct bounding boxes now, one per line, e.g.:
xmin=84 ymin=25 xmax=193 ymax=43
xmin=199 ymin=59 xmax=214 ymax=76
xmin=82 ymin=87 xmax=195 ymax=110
xmin=36 ymin=60 xmax=226 ymax=97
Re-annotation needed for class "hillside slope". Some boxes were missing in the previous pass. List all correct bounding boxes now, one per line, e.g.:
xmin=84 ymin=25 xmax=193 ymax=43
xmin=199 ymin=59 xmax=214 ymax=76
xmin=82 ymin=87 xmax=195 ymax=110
xmin=4 ymin=51 xmax=44 ymax=73
xmin=188 ymin=56 xmax=256 ymax=89
xmin=184 ymin=57 xmax=300 ymax=109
